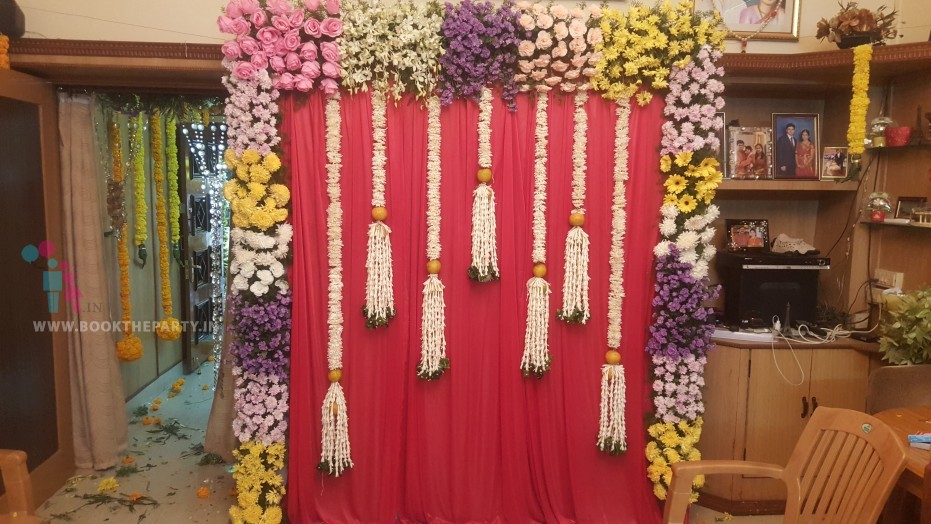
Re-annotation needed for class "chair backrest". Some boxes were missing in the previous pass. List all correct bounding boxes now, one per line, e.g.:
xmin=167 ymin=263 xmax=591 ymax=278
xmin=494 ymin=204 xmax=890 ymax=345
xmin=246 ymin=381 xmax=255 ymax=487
xmin=0 ymin=450 xmax=34 ymax=517
xmin=865 ymin=364 xmax=931 ymax=414
xmin=780 ymin=407 xmax=907 ymax=524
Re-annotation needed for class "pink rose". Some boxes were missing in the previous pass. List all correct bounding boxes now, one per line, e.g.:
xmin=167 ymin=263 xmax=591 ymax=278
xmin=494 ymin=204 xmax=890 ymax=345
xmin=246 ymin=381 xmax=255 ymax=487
xmin=535 ymin=31 xmax=552 ymax=50
xmin=514 ymin=74 xmax=528 ymax=82
xmin=582 ymin=67 xmax=597 ymax=77
xmin=233 ymin=60 xmax=257 ymax=80
xmin=272 ymin=15 xmax=291 ymax=32
xmin=217 ymin=15 xmax=236 ymax=34
xmin=276 ymin=72 xmax=296 ymax=89
xmin=570 ymin=55 xmax=587 ymax=68
xmin=537 ymin=14 xmax=553 ymax=30
xmin=544 ymin=76 xmax=560 ymax=86
xmin=587 ymin=27 xmax=603 ymax=46
xmin=560 ymin=83 xmax=577 ymax=92
xmin=552 ymin=41 xmax=567 ymax=58
xmin=588 ymin=51 xmax=602 ymax=65
xmin=588 ymin=4 xmax=602 ymax=18
xmin=325 ymin=0 xmax=340 ymax=15
xmin=564 ymin=69 xmax=580 ymax=80
xmin=304 ymin=0 xmax=321 ymax=11
xmin=301 ymin=60 xmax=321 ymax=79
xmin=320 ymin=17 xmax=343 ymax=37
xmin=225 ymin=0 xmax=244 ymax=18
xmin=553 ymin=21 xmax=568 ymax=40
xmin=536 ymin=85 xmax=551 ymax=93
xmin=256 ymin=27 xmax=281 ymax=45
xmin=518 ymin=40 xmax=535 ymax=57
xmin=320 ymin=41 xmax=340 ymax=63
xmin=531 ymin=3 xmax=546 ymax=15
xmin=283 ymin=28 xmax=301 ymax=50
xmin=303 ymin=18 xmax=322 ymax=38
xmin=285 ymin=52 xmax=301 ymax=71
xmin=518 ymin=59 xmax=533 ymax=73
xmin=550 ymin=4 xmax=569 ymax=19
xmin=551 ymin=61 xmax=569 ymax=73
xmin=266 ymin=0 xmax=292 ymax=16
xmin=239 ymin=0 xmax=260 ymax=15
xmin=299 ymin=41 xmax=318 ymax=61
xmin=273 ymin=39 xmax=289 ymax=56
xmin=269 ymin=56 xmax=286 ymax=73
xmin=320 ymin=77 xmax=339 ymax=94
xmin=222 ymin=41 xmax=242 ymax=59
xmin=288 ymin=10 xmax=305 ymax=28
xmin=238 ymin=35 xmax=260 ymax=55
xmin=294 ymin=74 xmax=314 ymax=92
xmin=531 ymin=70 xmax=546 ymax=81
xmin=569 ymin=37 xmax=586 ymax=54
xmin=230 ymin=17 xmax=251 ymax=36
xmin=251 ymin=10 xmax=268 ymax=27
xmin=533 ymin=55 xmax=550 ymax=68
xmin=250 ymin=51 xmax=269 ymax=70
xmin=262 ymin=42 xmax=278 ymax=57
xmin=570 ymin=8 xmax=586 ymax=19
xmin=322 ymin=60 xmax=340 ymax=78
xmin=516 ymin=1 xmax=531 ymax=10
xmin=519 ymin=14 xmax=535 ymax=31
xmin=569 ymin=19 xmax=586 ymax=39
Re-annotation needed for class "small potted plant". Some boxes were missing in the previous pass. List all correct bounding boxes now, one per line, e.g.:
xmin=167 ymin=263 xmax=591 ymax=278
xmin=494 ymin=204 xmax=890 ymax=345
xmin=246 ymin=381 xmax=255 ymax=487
xmin=879 ymin=287 xmax=931 ymax=365
xmin=816 ymin=2 xmax=898 ymax=49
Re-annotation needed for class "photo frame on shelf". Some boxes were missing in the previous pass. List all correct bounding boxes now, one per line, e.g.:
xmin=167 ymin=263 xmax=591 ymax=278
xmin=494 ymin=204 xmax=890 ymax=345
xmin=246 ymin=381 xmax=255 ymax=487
xmin=895 ymin=196 xmax=928 ymax=219
xmin=728 ymin=126 xmax=773 ymax=180
xmin=725 ymin=219 xmax=770 ymax=252
xmin=693 ymin=0 xmax=801 ymax=41
xmin=821 ymin=146 xmax=849 ymax=180
xmin=715 ymin=112 xmax=727 ymax=177
xmin=772 ymin=113 xmax=820 ymax=180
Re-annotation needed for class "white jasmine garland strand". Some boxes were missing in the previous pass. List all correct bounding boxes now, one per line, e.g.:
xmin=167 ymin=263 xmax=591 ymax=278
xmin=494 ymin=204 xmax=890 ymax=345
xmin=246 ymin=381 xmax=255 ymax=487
xmin=321 ymin=382 xmax=352 ymax=476
xmin=370 ymin=91 xmax=388 ymax=207
xmin=531 ymin=93 xmax=548 ymax=264
xmin=598 ymin=364 xmax=627 ymax=453
xmin=419 ymin=96 xmax=447 ymax=380
xmin=570 ymin=90 xmax=588 ymax=211
xmin=560 ymin=90 xmax=591 ymax=324
xmin=478 ymin=87 xmax=492 ymax=168
xmin=470 ymin=87 xmax=499 ymax=281
xmin=364 ymin=90 xmax=395 ymax=327
xmin=606 ymin=99 xmax=631 ymax=350
xmin=425 ymin=97 xmax=442 ymax=261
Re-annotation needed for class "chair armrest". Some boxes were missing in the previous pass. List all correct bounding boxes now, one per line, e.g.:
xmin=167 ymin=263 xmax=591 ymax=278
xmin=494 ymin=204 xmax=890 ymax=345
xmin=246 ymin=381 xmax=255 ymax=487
xmin=0 ymin=450 xmax=34 ymax=516
xmin=663 ymin=461 xmax=784 ymax=524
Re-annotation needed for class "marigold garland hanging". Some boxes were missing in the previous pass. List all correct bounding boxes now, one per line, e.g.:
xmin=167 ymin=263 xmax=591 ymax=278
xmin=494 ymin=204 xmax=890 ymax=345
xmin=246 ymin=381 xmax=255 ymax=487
xmin=847 ymin=44 xmax=872 ymax=157
xmin=319 ymin=93 xmax=352 ymax=477
xmin=521 ymin=93 xmax=552 ymax=379
xmin=111 ymin=115 xmax=143 ymax=362
xmin=418 ymin=96 xmax=449 ymax=380
xmin=363 ymin=90 xmax=396 ymax=328
xmin=469 ymin=87 xmax=500 ymax=282
xmin=131 ymin=115 xmax=148 ymax=266
xmin=166 ymin=118 xmax=182 ymax=252
xmin=558 ymin=90 xmax=591 ymax=325
xmin=150 ymin=113 xmax=182 ymax=341
xmin=0 ymin=35 xmax=9 ymax=70
xmin=598 ymin=99 xmax=631 ymax=455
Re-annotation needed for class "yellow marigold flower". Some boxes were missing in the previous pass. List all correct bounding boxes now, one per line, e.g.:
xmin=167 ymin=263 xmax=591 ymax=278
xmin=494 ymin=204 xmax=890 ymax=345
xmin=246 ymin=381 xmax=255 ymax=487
xmin=653 ymin=483 xmax=667 ymax=500
xmin=202 ymin=384 xmax=210 ymax=390
xmin=247 ymin=182 xmax=266 ymax=201
xmin=263 ymin=152 xmax=282 ymax=173
xmin=674 ymin=151 xmax=693 ymax=167
xmin=664 ymin=175 xmax=688 ymax=195
xmin=677 ymin=194 xmax=697 ymax=213
xmin=688 ymin=449 xmax=702 ymax=462
xmin=236 ymin=164 xmax=250 ymax=182
xmin=97 ymin=477 xmax=119 ymax=493
xmin=266 ymin=184 xmax=291 ymax=207
xmin=660 ymin=155 xmax=672 ymax=173
xmin=168 ymin=391 xmax=176 ymax=398
xmin=153 ymin=398 xmax=163 ymax=405
xmin=129 ymin=492 xmax=143 ymax=503
xmin=664 ymin=448 xmax=682 ymax=464
xmin=645 ymin=441 xmax=661 ymax=461
xmin=241 ymin=149 xmax=261 ymax=165
xmin=243 ymin=506 xmax=263 ymax=523
xmin=150 ymin=404 xmax=160 ymax=412
xmin=693 ymin=473 xmax=706 ymax=488
xmin=171 ymin=384 xmax=182 ymax=393
xmin=223 ymin=180 xmax=240 ymax=202
xmin=249 ymin=164 xmax=271 ymax=184
xmin=154 ymin=416 xmax=162 ymax=425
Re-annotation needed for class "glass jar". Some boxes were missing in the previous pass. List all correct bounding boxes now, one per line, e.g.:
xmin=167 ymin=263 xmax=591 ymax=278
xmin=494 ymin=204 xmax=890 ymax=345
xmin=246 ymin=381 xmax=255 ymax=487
xmin=869 ymin=116 xmax=896 ymax=148
xmin=866 ymin=191 xmax=893 ymax=222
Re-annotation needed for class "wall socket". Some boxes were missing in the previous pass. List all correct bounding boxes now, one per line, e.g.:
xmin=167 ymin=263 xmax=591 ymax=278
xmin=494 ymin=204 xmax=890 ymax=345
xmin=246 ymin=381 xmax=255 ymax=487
xmin=874 ymin=268 xmax=905 ymax=289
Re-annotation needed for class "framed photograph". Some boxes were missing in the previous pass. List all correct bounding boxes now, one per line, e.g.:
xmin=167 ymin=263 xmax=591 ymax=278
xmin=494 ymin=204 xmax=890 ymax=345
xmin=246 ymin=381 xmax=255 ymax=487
xmin=714 ymin=112 xmax=727 ymax=176
xmin=728 ymin=126 xmax=773 ymax=180
xmin=895 ymin=197 xmax=928 ymax=219
xmin=820 ymin=147 xmax=849 ymax=180
xmin=772 ymin=113 xmax=820 ymax=180
xmin=693 ymin=0 xmax=801 ymax=41
xmin=725 ymin=219 xmax=770 ymax=252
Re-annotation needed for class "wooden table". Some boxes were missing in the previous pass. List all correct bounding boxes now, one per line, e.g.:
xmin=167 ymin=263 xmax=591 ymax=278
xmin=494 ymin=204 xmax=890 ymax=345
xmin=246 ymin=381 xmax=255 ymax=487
xmin=874 ymin=405 xmax=931 ymax=524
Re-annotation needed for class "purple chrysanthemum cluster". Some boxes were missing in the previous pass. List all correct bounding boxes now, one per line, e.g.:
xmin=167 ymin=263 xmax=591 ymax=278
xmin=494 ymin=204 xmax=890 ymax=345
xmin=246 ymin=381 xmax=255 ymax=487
xmin=233 ymin=366 xmax=289 ymax=445
xmin=229 ymin=291 xmax=292 ymax=380
xmin=660 ymin=46 xmax=726 ymax=156
xmin=439 ymin=0 xmax=524 ymax=110
xmin=645 ymin=247 xmax=717 ymax=361
xmin=650 ymin=353 xmax=706 ymax=424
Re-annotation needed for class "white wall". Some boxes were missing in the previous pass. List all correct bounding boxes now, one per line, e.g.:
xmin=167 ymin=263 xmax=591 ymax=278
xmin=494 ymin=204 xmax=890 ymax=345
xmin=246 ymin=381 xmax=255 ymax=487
xmin=16 ymin=0 xmax=931 ymax=52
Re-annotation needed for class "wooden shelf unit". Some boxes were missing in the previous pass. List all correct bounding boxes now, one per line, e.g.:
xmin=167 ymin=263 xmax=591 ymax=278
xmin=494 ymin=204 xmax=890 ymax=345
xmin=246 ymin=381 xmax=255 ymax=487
xmin=718 ymin=180 xmax=859 ymax=192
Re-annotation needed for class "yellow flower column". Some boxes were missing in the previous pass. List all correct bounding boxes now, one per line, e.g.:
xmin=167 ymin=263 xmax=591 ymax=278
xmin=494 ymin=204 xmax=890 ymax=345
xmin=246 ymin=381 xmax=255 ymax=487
xmin=112 ymin=115 xmax=143 ymax=361
xmin=151 ymin=112 xmax=182 ymax=341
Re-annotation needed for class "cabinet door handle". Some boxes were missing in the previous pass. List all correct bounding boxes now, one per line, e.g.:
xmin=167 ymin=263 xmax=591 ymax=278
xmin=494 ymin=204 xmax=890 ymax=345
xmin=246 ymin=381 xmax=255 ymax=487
xmin=811 ymin=396 xmax=818 ymax=412
xmin=801 ymin=396 xmax=809 ymax=418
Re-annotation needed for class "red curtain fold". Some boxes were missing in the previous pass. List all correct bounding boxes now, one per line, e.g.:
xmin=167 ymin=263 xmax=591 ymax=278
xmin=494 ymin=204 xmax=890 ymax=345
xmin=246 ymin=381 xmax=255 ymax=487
xmin=285 ymin=91 xmax=665 ymax=524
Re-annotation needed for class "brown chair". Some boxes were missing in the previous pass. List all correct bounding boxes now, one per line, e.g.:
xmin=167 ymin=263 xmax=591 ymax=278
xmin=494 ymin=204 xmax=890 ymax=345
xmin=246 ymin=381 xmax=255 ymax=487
xmin=663 ymin=407 xmax=908 ymax=524
xmin=865 ymin=364 xmax=931 ymax=414
xmin=0 ymin=450 xmax=40 ymax=524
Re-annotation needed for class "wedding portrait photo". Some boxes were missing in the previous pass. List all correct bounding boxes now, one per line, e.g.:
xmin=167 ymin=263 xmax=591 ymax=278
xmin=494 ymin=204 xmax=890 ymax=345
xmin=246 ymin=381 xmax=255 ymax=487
xmin=693 ymin=0 xmax=801 ymax=40
xmin=772 ymin=113 xmax=820 ymax=180
xmin=821 ymin=146 xmax=848 ymax=180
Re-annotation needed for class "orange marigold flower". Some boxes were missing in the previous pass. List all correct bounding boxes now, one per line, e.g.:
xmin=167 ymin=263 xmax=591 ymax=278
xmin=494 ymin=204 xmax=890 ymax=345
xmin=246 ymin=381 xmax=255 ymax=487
xmin=196 ymin=486 xmax=211 ymax=499
xmin=121 ymin=456 xmax=135 ymax=464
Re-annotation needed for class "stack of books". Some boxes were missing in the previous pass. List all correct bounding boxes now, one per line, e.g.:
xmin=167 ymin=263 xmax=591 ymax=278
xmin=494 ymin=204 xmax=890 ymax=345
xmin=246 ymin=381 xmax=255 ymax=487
xmin=907 ymin=432 xmax=931 ymax=450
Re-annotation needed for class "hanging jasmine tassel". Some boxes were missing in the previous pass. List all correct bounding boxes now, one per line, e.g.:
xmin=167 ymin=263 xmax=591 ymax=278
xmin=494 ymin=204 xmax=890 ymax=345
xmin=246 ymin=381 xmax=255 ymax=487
xmin=318 ymin=380 xmax=353 ymax=476
xmin=558 ymin=90 xmax=591 ymax=324
xmin=521 ymin=273 xmax=552 ymax=378
xmin=598 ymin=354 xmax=627 ymax=454
xmin=469 ymin=87 xmax=499 ymax=282
xmin=363 ymin=91 xmax=396 ymax=328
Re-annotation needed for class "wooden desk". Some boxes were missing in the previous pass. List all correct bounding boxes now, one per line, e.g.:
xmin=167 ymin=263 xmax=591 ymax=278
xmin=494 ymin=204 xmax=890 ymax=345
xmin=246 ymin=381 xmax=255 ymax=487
xmin=874 ymin=405 xmax=931 ymax=524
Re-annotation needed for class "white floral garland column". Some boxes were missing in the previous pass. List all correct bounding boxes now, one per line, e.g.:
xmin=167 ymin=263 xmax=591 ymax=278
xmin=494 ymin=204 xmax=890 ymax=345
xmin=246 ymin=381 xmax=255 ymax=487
xmin=558 ymin=90 xmax=591 ymax=325
xmin=418 ymin=96 xmax=449 ymax=380
xmin=521 ymin=93 xmax=552 ymax=378
xmin=363 ymin=90 xmax=395 ymax=328
xmin=598 ymin=99 xmax=631 ymax=455
xmin=469 ymin=87 xmax=499 ymax=282
xmin=320 ymin=93 xmax=352 ymax=477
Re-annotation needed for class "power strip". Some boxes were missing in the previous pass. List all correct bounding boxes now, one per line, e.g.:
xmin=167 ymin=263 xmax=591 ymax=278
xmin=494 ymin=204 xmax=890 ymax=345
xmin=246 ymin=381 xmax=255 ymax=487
xmin=713 ymin=327 xmax=775 ymax=343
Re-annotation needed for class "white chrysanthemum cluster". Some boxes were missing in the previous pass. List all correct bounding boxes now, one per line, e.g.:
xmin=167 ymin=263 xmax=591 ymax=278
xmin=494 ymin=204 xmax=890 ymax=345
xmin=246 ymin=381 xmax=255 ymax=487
xmin=477 ymin=87 xmax=493 ymax=168
xmin=370 ymin=91 xmax=388 ymax=207
xmin=606 ymin=100 xmax=630 ymax=350
xmin=531 ymin=94 xmax=549 ymax=264
xmin=653 ymin=204 xmax=719 ymax=280
xmin=324 ymin=94 xmax=344 ymax=370
xmin=425 ymin=97 xmax=442 ymax=262
xmin=230 ymin=224 xmax=292 ymax=296
xmin=420 ymin=101 xmax=447 ymax=383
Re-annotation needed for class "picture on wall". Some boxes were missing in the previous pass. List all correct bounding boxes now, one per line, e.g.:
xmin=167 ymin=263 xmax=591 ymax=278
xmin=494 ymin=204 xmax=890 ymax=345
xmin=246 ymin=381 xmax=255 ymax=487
xmin=728 ymin=126 xmax=772 ymax=180
xmin=693 ymin=0 xmax=801 ymax=41
xmin=714 ymin=112 xmax=727 ymax=176
xmin=895 ymin=197 xmax=928 ymax=220
xmin=725 ymin=219 xmax=770 ymax=251
xmin=821 ymin=146 xmax=848 ymax=180
xmin=772 ymin=113 xmax=820 ymax=180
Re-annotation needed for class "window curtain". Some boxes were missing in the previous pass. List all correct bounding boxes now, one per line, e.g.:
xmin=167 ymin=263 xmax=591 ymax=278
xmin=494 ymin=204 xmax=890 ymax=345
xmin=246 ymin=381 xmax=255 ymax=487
xmin=59 ymin=94 xmax=128 ymax=470
xmin=286 ymin=91 xmax=664 ymax=523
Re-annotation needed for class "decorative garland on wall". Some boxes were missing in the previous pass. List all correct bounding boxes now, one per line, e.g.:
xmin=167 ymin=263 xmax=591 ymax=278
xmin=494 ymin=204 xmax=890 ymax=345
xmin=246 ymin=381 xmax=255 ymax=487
xmin=111 ymin=115 xmax=143 ymax=362
xmin=597 ymin=99 xmax=631 ymax=455
xmin=166 ymin=119 xmax=181 ymax=262
xmin=363 ymin=90 xmax=395 ymax=328
xmin=469 ymin=87 xmax=499 ymax=282
xmin=151 ymin=113 xmax=183 ymax=341
xmin=418 ymin=96 xmax=449 ymax=380
xmin=319 ymin=93 xmax=353 ymax=477
xmin=558 ymin=90 xmax=591 ymax=325
xmin=521 ymin=93 xmax=552 ymax=379
xmin=131 ymin=115 xmax=148 ymax=266
xmin=847 ymin=45 xmax=872 ymax=158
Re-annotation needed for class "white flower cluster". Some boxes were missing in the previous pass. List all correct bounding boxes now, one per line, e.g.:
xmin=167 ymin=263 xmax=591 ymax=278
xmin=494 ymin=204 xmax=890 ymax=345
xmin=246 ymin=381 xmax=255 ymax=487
xmin=531 ymin=93 xmax=549 ymax=263
xmin=606 ymin=100 xmax=631 ymax=350
xmin=425 ymin=96 xmax=442 ymax=261
xmin=339 ymin=0 xmax=444 ymax=101
xmin=654 ymin=204 xmax=719 ymax=280
xmin=230 ymin=224 xmax=293 ymax=296
xmin=571 ymin=90 xmax=588 ymax=211
xmin=478 ymin=87 xmax=493 ymax=168
xmin=325 ymin=94 xmax=344 ymax=370
xmin=222 ymin=69 xmax=281 ymax=156
xmin=370 ymin=90 xmax=388 ymax=207
xmin=515 ymin=2 xmax=603 ymax=93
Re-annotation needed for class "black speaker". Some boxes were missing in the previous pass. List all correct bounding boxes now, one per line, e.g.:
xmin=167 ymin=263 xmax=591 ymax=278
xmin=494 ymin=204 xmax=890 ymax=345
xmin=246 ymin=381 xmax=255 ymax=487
xmin=0 ymin=0 xmax=25 ymax=39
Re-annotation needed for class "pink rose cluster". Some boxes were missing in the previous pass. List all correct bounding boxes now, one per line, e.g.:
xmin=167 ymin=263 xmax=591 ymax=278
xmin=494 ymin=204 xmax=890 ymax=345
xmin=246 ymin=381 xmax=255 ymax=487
xmin=232 ymin=367 xmax=290 ymax=446
xmin=218 ymin=0 xmax=343 ymax=94
xmin=660 ymin=46 xmax=726 ymax=156
xmin=651 ymin=353 xmax=707 ymax=424
xmin=514 ymin=1 xmax=603 ymax=93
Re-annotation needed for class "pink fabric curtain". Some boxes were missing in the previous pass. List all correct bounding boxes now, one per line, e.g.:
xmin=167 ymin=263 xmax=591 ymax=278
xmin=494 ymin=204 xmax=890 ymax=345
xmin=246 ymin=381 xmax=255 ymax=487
xmin=285 ymin=90 xmax=665 ymax=523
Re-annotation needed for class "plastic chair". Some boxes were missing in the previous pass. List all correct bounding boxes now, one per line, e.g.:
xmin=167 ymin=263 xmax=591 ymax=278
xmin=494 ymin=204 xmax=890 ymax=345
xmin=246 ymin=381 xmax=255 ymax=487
xmin=0 ymin=450 xmax=39 ymax=524
xmin=663 ymin=407 xmax=908 ymax=524
xmin=866 ymin=364 xmax=931 ymax=414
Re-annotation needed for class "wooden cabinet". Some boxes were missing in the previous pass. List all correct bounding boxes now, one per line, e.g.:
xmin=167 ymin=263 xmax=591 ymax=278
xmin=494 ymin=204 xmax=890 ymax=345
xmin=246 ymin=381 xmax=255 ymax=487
xmin=701 ymin=344 xmax=871 ymax=508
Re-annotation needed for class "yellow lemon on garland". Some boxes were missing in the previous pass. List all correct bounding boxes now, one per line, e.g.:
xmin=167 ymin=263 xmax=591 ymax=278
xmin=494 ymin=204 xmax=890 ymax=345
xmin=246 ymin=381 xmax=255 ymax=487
xmin=426 ymin=260 xmax=441 ymax=274
xmin=476 ymin=168 xmax=493 ymax=183
xmin=328 ymin=369 xmax=342 ymax=383
xmin=532 ymin=263 xmax=547 ymax=278
xmin=605 ymin=350 xmax=621 ymax=365
xmin=569 ymin=213 xmax=585 ymax=227
xmin=371 ymin=206 xmax=388 ymax=222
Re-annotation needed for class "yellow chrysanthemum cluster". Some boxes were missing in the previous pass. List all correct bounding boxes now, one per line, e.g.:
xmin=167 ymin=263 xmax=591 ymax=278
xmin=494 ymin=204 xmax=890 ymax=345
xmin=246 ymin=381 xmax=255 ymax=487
xmin=847 ymin=45 xmax=872 ymax=155
xmin=0 ymin=35 xmax=10 ymax=70
xmin=229 ymin=442 xmax=286 ymax=524
xmin=646 ymin=417 xmax=705 ymax=502
xmin=166 ymin=119 xmax=182 ymax=245
xmin=224 ymin=149 xmax=289 ymax=231
xmin=660 ymin=151 xmax=723 ymax=214
xmin=133 ymin=115 xmax=148 ymax=247
xmin=151 ymin=113 xmax=182 ymax=341
xmin=593 ymin=1 xmax=725 ymax=104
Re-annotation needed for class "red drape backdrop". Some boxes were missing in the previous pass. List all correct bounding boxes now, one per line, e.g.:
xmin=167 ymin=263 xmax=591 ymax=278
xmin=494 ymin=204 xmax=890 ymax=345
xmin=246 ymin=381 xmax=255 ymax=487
xmin=285 ymin=90 xmax=665 ymax=523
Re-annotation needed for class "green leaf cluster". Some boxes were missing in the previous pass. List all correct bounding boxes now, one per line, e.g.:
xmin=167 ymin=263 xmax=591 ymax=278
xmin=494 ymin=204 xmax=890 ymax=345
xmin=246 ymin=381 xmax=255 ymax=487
xmin=880 ymin=287 xmax=931 ymax=365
